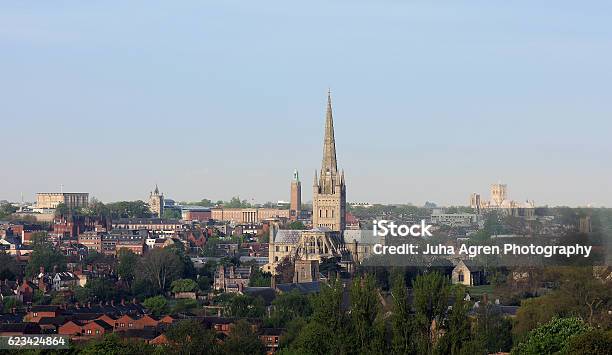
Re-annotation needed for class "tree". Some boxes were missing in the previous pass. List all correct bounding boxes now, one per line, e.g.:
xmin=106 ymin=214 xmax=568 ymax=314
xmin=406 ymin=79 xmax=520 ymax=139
xmin=434 ymin=287 xmax=471 ymax=355
xmin=25 ymin=236 xmax=67 ymax=277
xmin=266 ymin=290 xmax=312 ymax=328
xmin=142 ymin=296 xmax=168 ymax=316
xmin=117 ymin=249 xmax=139 ymax=286
xmin=473 ymin=303 xmax=513 ymax=353
xmin=172 ymin=299 xmax=199 ymax=313
xmin=249 ymin=268 xmax=271 ymax=287
xmin=171 ymin=279 xmax=198 ymax=293
xmin=223 ymin=320 xmax=266 ymax=355
xmin=350 ymin=275 xmax=386 ymax=353
xmin=287 ymin=221 xmax=306 ymax=230
xmin=163 ymin=208 xmax=182 ymax=219
xmin=563 ymin=328 xmax=612 ymax=355
xmin=106 ymin=201 xmax=152 ymax=219
xmin=80 ymin=334 xmax=157 ymax=355
xmin=412 ymin=271 xmax=450 ymax=354
xmin=85 ymin=278 xmax=118 ymax=302
xmin=227 ymin=294 xmax=265 ymax=318
xmin=511 ymin=317 xmax=591 ymax=355
xmin=0 ymin=202 xmax=17 ymax=219
xmin=275 ymin=257 xmax=294 ymax=284
xmin=135 ymin=248 xmax=183 ymax=293
xmin=165 ymin=319 xmax=218 ymax=354
xmin=0 ymin=252 xmax=21 ymax=280
xmin=391 ymin=272 xmax=414 ymax=355
xmin=73 ymin=286 xmax=93 ymax=304
xmin=2 ymin=298 xmax=22 ymax=312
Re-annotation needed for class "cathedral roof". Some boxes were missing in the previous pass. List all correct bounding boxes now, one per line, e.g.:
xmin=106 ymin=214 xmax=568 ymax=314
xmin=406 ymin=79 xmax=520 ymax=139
xmin=273 ymin=230 xmax=301 ymax=244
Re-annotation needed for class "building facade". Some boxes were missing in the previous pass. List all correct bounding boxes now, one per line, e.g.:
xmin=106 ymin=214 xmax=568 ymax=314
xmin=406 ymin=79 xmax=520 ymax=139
xmin=312 ymin=91 xmax=346 ymax=231
xmin=36 ymin=193 xmax=89 ymax=210
xmin=211 ymin=208 xmax=289 ymax=224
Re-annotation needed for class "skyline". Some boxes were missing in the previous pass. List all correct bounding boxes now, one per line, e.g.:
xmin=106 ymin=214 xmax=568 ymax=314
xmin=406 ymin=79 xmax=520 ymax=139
xmin=2 ymin=1 xmax=611 ymax=207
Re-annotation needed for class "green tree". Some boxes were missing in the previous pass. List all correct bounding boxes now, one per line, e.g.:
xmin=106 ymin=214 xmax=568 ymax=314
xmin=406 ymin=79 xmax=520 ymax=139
xmin=563 ymin=328 xmax=612 ymax=355
xmin=473 ymin=303 xmax=513 ymax=353
xmin=412 ymin=271 xmax=450 ymax=354
xmin=172 ymin=299 xmax=199 ymax=313
xmin=80 ymin=334 xmax=158 ymax=355
xmin=135 ymin=248 xmax=183 ymax=293
xmin=106 ymin=200 xmax=152 ymax=219
xmin=223 ymin=320 xmax=266 ymax=355
xmin=162 ymin=208 xmax=182 ymax=219
xmin=117 ymin=249 xmax=139 ymax=286
xmin=249 ymin=268 xmax=272 ymax=287
xmin=287 ymin=221 xmax=306 ymax=230
xmin=511 ymin=317 xmax=591 ymax=355
xmin=25 ymin=235 xmax=67 ymax=277
xmin=434 ymin=287 xmax=471 ymax=355
xmin=165 ymin=319 xmax=218 ymax=355
xmin=391 ymin=272 xmax=414 ymax=355
xmin=0 ymin=202 xmax=17 ymax=219
xmin=227 ymin=294 xmax=265 ymax=318
xmin=266 ymin=290 xmax=312 ymax=328
xmin=0 ymin=252 xmax=21 ymax=280
xmin=142 ymin=295 xmax=168 ymax=316
xmin=350 ymin=275 xmax=385 ymax=353
xmin=171 ymin=278 xmax=198 ymax=293
xmin=2 ymin=298 xmax=22 ymax=312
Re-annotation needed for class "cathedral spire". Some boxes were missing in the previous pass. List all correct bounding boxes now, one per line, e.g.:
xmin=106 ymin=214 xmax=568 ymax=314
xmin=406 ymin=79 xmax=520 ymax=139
xmin=321 ymin=90 xmax=338 ymax=174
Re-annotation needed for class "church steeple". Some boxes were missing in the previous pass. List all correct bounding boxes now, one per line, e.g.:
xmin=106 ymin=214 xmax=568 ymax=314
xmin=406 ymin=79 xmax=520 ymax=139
xmin=321 ymin=89 xmax=338 ymax=175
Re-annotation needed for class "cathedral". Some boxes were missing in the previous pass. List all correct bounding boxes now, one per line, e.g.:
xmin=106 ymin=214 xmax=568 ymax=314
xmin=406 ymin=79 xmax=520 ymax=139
xmin=265 ymin=92 xmax=376 ymax=275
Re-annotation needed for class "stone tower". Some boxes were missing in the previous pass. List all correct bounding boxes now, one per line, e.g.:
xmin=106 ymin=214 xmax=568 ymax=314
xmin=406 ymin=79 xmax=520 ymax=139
xmin=290 ymin=170 xmax=302 ymax=221
xmin=312 ymin=91 xmax=346 ymax=231
xmin=149 ymin=184 xmax=164 ymax=218
xmin=490 ymin=183 xmax=507 ymax=207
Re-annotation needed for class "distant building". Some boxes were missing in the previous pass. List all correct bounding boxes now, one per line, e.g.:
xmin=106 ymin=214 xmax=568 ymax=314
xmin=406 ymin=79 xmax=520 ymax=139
xmin=431 ymin=209 xmax=477 ymax=227
xmin=36 ymin=192 xmax=89 ymax=210
xmin=149 ymin=185 xmax=164 ymax=218
xmin=293 ymin=259 xmax=319 ymax=283
xmin=469 ymin=183 xmax=535 ymax=219
xmin=211 ymin=208 xmax=289 ymax=224
xmin=452 ymin=260 xmax=485 ymax=286
xmin=214 ymin=265 xmax=251 ymax=293
xmin=290 ymin=170 xmax=302 ymax=222
xmin=579 ymin=216 xmax=592 ymax=233
xmin=490 ymin=184 xmax=507 ymax=207
xmin=181 ymin=206 xmax=211 ymax=222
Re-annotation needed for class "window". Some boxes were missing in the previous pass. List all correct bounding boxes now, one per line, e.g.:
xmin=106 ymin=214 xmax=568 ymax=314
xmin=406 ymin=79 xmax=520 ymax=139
xmin=458 ymin=272 xmax=464 ymax=282
xmin=86 ymin=329 xmax=92 ymax=335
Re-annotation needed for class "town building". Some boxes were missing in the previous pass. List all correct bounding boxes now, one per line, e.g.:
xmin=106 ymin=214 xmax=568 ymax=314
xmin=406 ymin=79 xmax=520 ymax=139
xmin=36 ymin=192 xmax=89 ymax=210
xmin=211 ymin=208 xmax=289 ymax=224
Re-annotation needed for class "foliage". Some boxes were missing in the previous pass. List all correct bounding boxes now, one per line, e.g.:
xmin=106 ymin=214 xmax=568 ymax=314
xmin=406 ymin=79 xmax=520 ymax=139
xmin=287 ymin=221 xmax=306 ymax=230
xmin=266 ymin=290 xmax=313 ymax=328
xmin=165 ymin=319 xmax=219 ymax=354
xmin=0 ymin=202 xmax=17 ymax=219
xmin=117 ymin=249 xmax=139 ymax=285
xmin=391 ymin=271 xmax=414 ymax=354
xmin=25 ymin=235 xmax=67 ymax=277
xmin=197 ymin=275 xmax=212 ymax=291
xmin=434 ymin=287 xmax=471 ymax=355
xmin=142 ymin=296 xmax=168 ymax=316
xmin=172 ymin=299 xmax=199 ymax=313
xmin=412 ymin=271 xmax=450 ymax=353
xmin=79 ymin=333 xmax=158 ymax=355
xmin=473 ymin=303 xmax=513 ymax=353
xmin=2 ymin=298 xmax=22 ymax=312
xmin=223 ymin=196 xmax=253 ymax=208
xmin=171 ymin=278 xmax=198 ymax=293
xmin=135 ymin=248 xmax=183 ymax=293
xmin=249 ymin=267 xmax=272 ymax=287
xmin=226 ymin=294 xmax=265 ymax=318
xmin=350 ymin=275 xmax=386 ymax=353
xmin=162 ymin=208 xmax=182 ymax=219
xmin=223 ymin=319 xmax=266 ymax=355
xmin=0 ymin=252 xmax=21 ymax=280
xmin=563 ymin=328 xmax=612 ymax=355
xmin=511 ymin=317 xmax=591 ymax=355
xmin=106 ymin=200 xmax=152 ymax=219
xmin=85 ymin=278 xmax=118 ymax=302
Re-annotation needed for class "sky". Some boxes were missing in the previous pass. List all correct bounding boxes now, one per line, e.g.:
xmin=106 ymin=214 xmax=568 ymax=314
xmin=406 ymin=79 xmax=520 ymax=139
xmin=1 ymin=1 xmax=611 ymax=207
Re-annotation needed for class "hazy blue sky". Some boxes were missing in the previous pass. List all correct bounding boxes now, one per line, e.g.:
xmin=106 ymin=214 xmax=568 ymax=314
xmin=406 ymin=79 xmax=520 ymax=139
xmin=1 ymin=1 xmax=610 ymax=207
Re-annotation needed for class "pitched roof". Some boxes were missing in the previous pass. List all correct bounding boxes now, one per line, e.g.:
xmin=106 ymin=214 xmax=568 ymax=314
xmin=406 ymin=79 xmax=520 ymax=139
xmin=273 ymin=230 xmax=301 ymax=244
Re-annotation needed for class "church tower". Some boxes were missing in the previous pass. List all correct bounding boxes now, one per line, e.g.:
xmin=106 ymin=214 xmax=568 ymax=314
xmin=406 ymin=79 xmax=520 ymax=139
xmin=312 ymin=91 xmax=346 ymax=231
xmin=290 ymin=170 xmax=301 ymax=221
xmin=149 ymin=184 xmax=164 ymax=218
